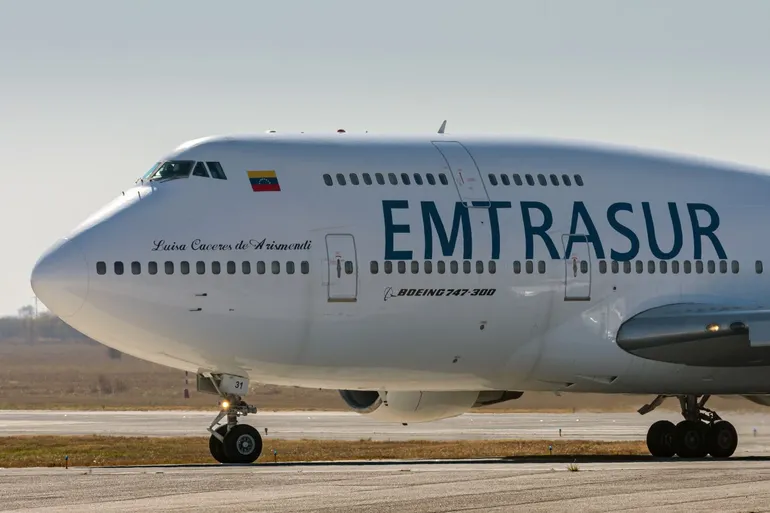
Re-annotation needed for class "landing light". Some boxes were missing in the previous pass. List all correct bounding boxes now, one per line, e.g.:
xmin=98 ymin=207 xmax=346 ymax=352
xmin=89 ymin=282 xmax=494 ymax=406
xmin=706 ymin=323 xmax=720 ymax=332
xmin=221 ymin=400 xmax=230 ymax=410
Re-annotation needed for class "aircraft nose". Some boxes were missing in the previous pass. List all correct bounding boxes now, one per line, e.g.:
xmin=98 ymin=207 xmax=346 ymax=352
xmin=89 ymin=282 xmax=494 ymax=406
xmin=30 ymin=238 xmax=89 ymax=318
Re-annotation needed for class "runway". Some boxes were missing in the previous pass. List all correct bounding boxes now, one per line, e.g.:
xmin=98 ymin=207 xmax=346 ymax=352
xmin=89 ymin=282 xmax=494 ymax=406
xmin=2 ymin=410 xmax=770 ymax=455
xmin=2 ymin=459 xmax=770 ymax=512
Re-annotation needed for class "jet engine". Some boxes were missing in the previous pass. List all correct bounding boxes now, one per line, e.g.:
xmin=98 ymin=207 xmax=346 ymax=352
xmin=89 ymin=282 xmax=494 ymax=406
xmin=338 ymin=389 xmax=523 ymax=423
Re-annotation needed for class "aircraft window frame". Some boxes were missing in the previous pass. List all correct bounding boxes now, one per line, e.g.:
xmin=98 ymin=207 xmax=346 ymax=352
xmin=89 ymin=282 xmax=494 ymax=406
xmin=463 ymin=260 xmax=471 ymax=274
xmin=580 ymin=260 xmax=588 ymax=274
xmin=272 ymin=261 xmax=280 ymax=274
xmin=384 ymin=261 xmax=393 ymax=274
xmin=526 ymin=260 xmax=534 ymax=274
xmin=323 ymin=174 xmax=333 ymax=186
xmin=732 ymin=260 xmax=739 ymax=274
xmin=696 ymin=261 xmax=704 ymax=274
xmin=132 ymin=261 xmax=141 ymax=275
xmin=550 ymin=174 xmax=559 ymax=186
xmin=671 ymin=261 xmax=679 ymax=274
xmin=212 ymin=261 xmax=221 ymax=275
xmin=301 ymin=261 xmax=309 ymax=274
xmin=147 ymin=160 xmax=195 ymax=182
xmin=206 ymin=162 xmax=227 ymax=180
xmin=411 ymin=261 xmax=419 ymax=274
xmin=611 ymin=261 xmax=619 ymax=274
xmin=438 ymin=173 xmax=449 ymax=185
xmin=561 ymin=174 xmax=572 ymax=186
xmin=336 ymin=173 xmax=346 ymax=186
xmin=488 ymin=174 xmax=498 ymax=186
xmin=437 ymin=261 xmax=446 ymax=274
xmin=424 ymin=261 xmax=433 ymax=274
xmin=96 ymin=261 xmax=106 ymax=275
xmin=370 ymin=261 xmax=378 ymax=274
xmin=660 ymin=261 xmax=667 ymax=274
xmin=599 ymin=261 xmax=607 ymax=274
xmin=757 ymin=261 xmax=764 ymax=274
xmin=227 ymin=261 xmax=236 ymax=275
xmin=539 ymin=260 xmax=546 ymax=274
xmin=648 ymin=260 xmax=655 ymax=274
xmin=196 ymin=261 xmax=205 ymax=275
xmin=623 ymin=261 xmax=631 ymax=274
xmin=450 ymin=260 xmax=459 ymax=274
xmin=180 ymin=261 xmax=190 ymax=275
xmin=149 ymin=261 xmax=158 ymax=275
xmin=375 ymin=173 xmax=385 ymax=185
xmin=635 ymin=260 xmax=643 ymax=274
xmin=165 ymin=261 xmax=174 ymax=275
xmin=388 ymin=173 xmax=398 ymax=185
xmin=708 ymin=260 xmax=716 ymax=274
xmin=242 ymin=261 xmax=251 ymax=274
xmin=575 ymin=174 xmax=584 ymax=186
xmin=114 ymin=261 xmax=124 ymax=275
xmin=414 ymin=173 xmax=424 ymax=185
xmin=287 ymin=261 xmax=296 ymax=275
xmin=489 ymin=260 xmax=496 ymax=274
xmin=537 ymin=174 xmax=547 ymax=186
xmin=257 ymin=261 xmax=265 ymax=274
xmin=501 ymin=174 xmax=510 ymax=186
xmin=401 ymin=173 xmax=411 ymax=185
xmin=719 ymin=260 xmax=727 ymax=274
xmin=426 ymin=173 xmax=436 ymax=185
xmin=525 ymin=174 xmax=535 ymax=186
xmin=513 ymin=261 xmax=521 ymax=274
xmin=684 ymin=260 xmax=692 ymax=274
xmin=349 ymin=173 xmax=360 ymax=186
xmin=192 ymin=162 xmax=209 ymax=178
xmin=398 ymin=261 xmax=406 ymax=274
xmin=362 ymin=173 xmax=373 ymax=185
xmin=476 ymin=260 xmax=484 ymax=274
xmin=513 ymin=174 xmax=523 ymax=186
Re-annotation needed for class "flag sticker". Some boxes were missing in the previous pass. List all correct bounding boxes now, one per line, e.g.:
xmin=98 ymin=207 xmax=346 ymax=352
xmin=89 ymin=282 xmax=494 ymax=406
xmin=247 ymin=170 xmax=281 ymax=192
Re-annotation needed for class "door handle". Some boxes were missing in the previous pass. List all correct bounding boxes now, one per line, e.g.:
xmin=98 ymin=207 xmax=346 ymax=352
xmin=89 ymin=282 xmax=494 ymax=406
xmin=336 ymin=258 xmax=342 ymax=278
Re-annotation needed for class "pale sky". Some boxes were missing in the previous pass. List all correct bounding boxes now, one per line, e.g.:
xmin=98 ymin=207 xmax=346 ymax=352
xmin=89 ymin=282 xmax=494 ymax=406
xmin=2 ymin=0 xmax=770 ymax=316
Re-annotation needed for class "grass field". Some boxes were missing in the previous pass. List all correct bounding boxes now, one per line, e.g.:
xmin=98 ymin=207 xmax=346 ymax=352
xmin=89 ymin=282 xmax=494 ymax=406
xmin=0 ymin=436 xmax=648 ymax=467
xmin=0 ymin=340 xmax=767 ymax=413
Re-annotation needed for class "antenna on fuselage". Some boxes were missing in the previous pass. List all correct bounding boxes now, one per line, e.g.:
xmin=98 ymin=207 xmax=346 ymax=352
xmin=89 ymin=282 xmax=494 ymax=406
xmin=437 ymin=120 xmax=447 ymax=134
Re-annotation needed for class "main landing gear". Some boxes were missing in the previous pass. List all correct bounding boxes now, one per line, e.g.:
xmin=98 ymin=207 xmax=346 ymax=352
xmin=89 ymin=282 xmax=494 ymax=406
xmin=198 ymin=373 xmax=263 ymax=464
xmin=640 ymin=395 xmax=738 ymax=458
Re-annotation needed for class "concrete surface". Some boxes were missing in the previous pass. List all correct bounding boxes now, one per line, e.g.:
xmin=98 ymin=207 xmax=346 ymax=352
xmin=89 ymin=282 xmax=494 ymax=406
xmin=2 ymin=459 xmax=770 ymax=512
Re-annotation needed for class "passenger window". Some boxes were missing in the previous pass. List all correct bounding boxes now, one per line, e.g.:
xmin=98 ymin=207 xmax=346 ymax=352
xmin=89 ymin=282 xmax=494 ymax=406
xmin=362 ymin=173 xmax=372 ymax=185
xmin=132 ymin=261 xmax=141 ymax=275
xmin=537 ymin=174 xmax=547 ymax=186
xmin=196 ymin=261 xmax=205 ymax=275
xmin=696 ymin=261 xmax=704 ymax=274
xmin=96 ymin=261 xmax=106 ymax=275
xmin=561 ymin=174 xmax=572 ymax=186
xmin=336 ymin=173 xmax=346 ymax=186
xmin=344 ymin=261 xmax=353 ymax=274
xmin=439 ymin=174 xmax=448 ymax=185
xmin=707 ymin=260 xmax=715 ymax=274
xmin=426 ymin=174 xmax=436 ymax=185
xmin=388 ymin=173 xmax=398 ymax=185
xmin=384 ymin=261 xmax=392 ymax=274
xmin=165 ymin=261 xmax=174 ymax=275
xmin=301 ymin=261 xmax=309 ymax=274
xmin=180 ymin=261 xmax=189 ymax=275
xmin=272 ymin=261 xmax=280 ymax=274
xmin=488 ymin=261 xmax=496 ymax=274
xmin=349 ymin=173 xmax=359 ymax=185
xmin=525 ymin=174 xmax=535 ymax=186
xmin=757 ymin=261 xmax=764 ymax=274
xmin=463 ymin=261 xmax=471 ymax=274
xmin=398 ymin=261 xmax=406 ymax=274
xmin=575 ymin=174 xmax=584 ymax=186
xmin=501 ymin=175 xmax=510 ymax=186
xmin=414 ymin=174 xmax=423 ymax=185
xmin=401 ymin=173 xmax=411 ymax=185
xmin=623 ymin=261 xmax=631 ymax=274
xmin=732 ymin=260 xmax=739 ymax=274
xmin=580 ymin=260 xmax=588 ymax=274
xmin=375 ymin=173 xmax=385 ymax=185
xmin=550 ymin=174 xmax=559 ymax=186
xmin=660 ymin=261 xmax=667 ymax=274
xmin=648 ymin=260 xmax=655 ymax=274
xmin=599 ymin=261 xmax=607 ymax=274
xmin=513 ymin=174 xmax=523 ymax=186
xmin=476 ymin=261 xmax=484 ymax=274
xmin=450 ymin=261 xmax=459 ymax=274
xmin=411 ymin=261 xmax=419 ymax=274
xmin=526 ymin=261 xmax=534 ymax=274
xmin=149 ymin=261 xmax=158 ymax=275
xmin=227 ymin=261 xmax=236 ymax=275
xmin=114 ymin=261 xmax=124 ymax=275
xmin=671 ymin=261 xmax=679 ymax=274
xmin=611 ymin=261 xmax=619 ymax=274
xmin=488 ymin=174 xmax=498 ymax=186
xmin=684 ymin=260 xmax=692 ymax=274
xmin=370 ymin=261 xmax=378 ymax=274
xmin=323 ymin=174 xmax=333 ymax=186
xmin=513 ymin=261 xmax=521 ymax=274
xmin=212 ymin=261 xmax=221 ymax=275
xmin=287 ymin=261 xmax=295 ymax=274
xmin=257 ymin=261 xmax=265 ymax=274
xmin=636 ymin=260 xmax=643 ymax=274
xmin=719 ymin=260 xmax=727 ymax=274
xmin=206 ymin=162 xmax=227 ymax=180
xmin=539 ymin=261 xmax=546 ymax=274
xmin=424 ymin=261 xmax=433 ymax=274
xmin=192 ymin=162 xmax=209 ymax=177
xmin=242 ymin=261 xmax=251 ymax=274
xmin=437 ymin=261 xmax=446 ymax=274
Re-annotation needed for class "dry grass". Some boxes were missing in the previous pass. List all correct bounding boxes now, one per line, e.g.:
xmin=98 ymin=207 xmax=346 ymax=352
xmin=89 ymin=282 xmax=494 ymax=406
xmin=0 ymin=436 xmax=648 ymax=468
xmin=0 ymin=340 xmax=767 ymax=412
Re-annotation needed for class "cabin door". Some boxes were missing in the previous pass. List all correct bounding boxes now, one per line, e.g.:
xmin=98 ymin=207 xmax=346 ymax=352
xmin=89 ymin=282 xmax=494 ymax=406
xmin=325 ymin=234 xmax=358 ymax=302
xmin=432 ymin=141 xmax=490 ymax=207
xmin=562 ymin=234 xmax=592 ymax=301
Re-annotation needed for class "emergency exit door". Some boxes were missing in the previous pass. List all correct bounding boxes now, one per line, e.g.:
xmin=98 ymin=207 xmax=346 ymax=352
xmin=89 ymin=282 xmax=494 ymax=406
xmin=325 ymin=234 xmax=358 ymax=302
xmin=432 ymin=141 xmax=490 ymax=207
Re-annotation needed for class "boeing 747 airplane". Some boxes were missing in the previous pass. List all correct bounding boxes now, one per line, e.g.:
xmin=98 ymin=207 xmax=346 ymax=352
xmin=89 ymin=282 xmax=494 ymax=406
xmin=30 ymin=125 xmax=770 ymax=463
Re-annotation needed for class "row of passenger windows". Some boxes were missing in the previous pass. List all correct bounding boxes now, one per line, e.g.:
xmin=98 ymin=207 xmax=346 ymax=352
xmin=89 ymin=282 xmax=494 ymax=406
xmin=96 ymin=260 xmax=309 ymax=276
xmin=370 ymin=260 xmax=548 ymax=275
xmin=324 ymin=172 xmax=450 ymax=187
xmin=597 ymin=259 xmax=751 ymax=274
xmin=488 ymin=173 xmax=584 ymax=187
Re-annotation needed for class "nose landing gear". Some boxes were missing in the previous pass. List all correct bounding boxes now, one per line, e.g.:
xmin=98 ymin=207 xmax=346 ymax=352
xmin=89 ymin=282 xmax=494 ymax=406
xmin=640 ymin=395 xmax=737 ymax=458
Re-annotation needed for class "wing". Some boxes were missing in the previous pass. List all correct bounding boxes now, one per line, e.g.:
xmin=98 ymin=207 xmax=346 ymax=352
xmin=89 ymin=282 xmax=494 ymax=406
xmin=616 ymin=303 xmax=770 ymax=367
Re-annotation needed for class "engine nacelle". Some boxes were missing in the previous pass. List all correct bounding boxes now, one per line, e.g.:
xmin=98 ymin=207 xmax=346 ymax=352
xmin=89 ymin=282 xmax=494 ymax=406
xmin=338 ymin=389 xmax=523 ymax=423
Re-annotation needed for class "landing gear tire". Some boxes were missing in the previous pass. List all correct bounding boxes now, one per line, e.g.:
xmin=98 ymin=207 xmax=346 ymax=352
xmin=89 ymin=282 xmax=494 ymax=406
xmin=223 ymin=424 xmax=263 ymax=464
xmin=708 ymin=420 xmax=737 ymax=458
xmin=674 ymin=420 xmax=709 ymax=458
xmin=646 ymin=420 xmax=676 ymax=457
xmin=209 ymin=426 xmax=229 ymax=464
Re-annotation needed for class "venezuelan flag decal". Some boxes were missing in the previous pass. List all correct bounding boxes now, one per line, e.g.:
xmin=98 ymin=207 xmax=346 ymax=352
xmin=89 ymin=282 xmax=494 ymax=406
xmin=247 ymin=170 xmax=281 ymax=192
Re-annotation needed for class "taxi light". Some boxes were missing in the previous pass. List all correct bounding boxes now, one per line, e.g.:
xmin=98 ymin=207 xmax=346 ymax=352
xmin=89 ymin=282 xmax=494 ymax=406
xmin=221 ymin=400 xmax=230 ymax=410
xmin=706 ymin=323 xmax=720 ymax=332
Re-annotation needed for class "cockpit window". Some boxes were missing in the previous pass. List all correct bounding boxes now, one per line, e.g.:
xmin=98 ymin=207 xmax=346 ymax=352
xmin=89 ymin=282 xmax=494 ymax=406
xmin=142 ymin=162 xmax=161 ymax=180
xmin=148 ymin=160 xmax=195 ymax=182
xmin=207 ymin=162 xmax=227 ymax=180
xmin=192 ymin=162 xmax=209 ymax=177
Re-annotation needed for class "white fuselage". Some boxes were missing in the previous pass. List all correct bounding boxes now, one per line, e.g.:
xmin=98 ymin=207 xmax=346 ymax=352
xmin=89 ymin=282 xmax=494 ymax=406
xmin=30 ymin=134 xmax=770 ymax=396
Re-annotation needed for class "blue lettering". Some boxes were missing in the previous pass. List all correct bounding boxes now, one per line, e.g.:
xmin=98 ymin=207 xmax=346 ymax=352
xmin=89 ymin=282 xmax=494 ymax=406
xmin=606 ymin=202 xmax=639 ymax=261
xmin=643 ymin=202 xmax=683 ymax=259
xmin=564 ymin=201 xmax=605 ymax=259
xmin=487 ymin=201 xmax=512 ymax=259
xmin=520 ymin=201 xmax=560 ymax=259
xmin=421 ymin=201 xmax=472 ymax=259
xmin=687 ymin=203 xmax=726 ymax=259
xmin=383 ymin=200 xmax=412 ymax=260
